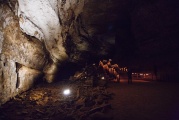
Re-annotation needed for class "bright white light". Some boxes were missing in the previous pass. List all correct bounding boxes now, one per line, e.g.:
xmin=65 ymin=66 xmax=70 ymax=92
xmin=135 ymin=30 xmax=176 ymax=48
xmin=63 ymin=89 xmax=71 ymax=95
xmin=101 ymin=76 xmax=105 ymax=80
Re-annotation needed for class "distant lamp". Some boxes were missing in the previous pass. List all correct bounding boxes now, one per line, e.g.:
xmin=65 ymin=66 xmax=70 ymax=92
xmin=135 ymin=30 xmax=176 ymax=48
xmin=63 ymin=89 xmax=71 ymax=96
xmin=101 ymin=76 xmax=105 ymax=80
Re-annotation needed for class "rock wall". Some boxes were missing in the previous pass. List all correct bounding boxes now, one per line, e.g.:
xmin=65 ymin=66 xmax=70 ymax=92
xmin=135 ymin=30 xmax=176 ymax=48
xmin=0 ymin=58 xmax=42 ymax=105
xmin=59 ymin=0 xmax=117 ymax=62
xmin=0 ymin=3 xmax=45 ymax=105
xmin=0 ymin=0 xmax=117 ymax=105
xmin=18 ymin=0 xmax=68 ymax=62
xmin=17 ymin=0 xmax=117 ymax=82
xmin=0 ymin=0 xmax=178 ymax=105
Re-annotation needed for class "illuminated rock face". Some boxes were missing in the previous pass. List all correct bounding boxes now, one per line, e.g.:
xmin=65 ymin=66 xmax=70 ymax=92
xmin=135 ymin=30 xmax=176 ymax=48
xmin=16 ymin=0 xmax=116 ymax=82
xmin=0 ymin=4 xmax=46 ymax=105
xmin=0 ymin=0 xmax=178 ymax=105
xmin=17 ymin=0 xmax=68 ymax=83
xmin=0 ymin=0 xmax=116 ymax=104
xmin=18 ymin=0 xmax=68 ymax=62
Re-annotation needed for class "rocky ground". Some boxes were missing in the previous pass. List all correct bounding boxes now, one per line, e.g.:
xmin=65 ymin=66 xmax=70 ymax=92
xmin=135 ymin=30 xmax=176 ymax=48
xmin=1 ymin=62 xmax=179 ymax=120
xmin=0 ymin=81 xmax=113 ymax=120
xmin=1 ymin=80 xmax=179 ymax=120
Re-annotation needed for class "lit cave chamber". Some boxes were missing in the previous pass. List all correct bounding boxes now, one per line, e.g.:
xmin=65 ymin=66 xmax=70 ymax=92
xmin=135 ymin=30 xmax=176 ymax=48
xmin=0 ymin=0 xmax=179 ymax=120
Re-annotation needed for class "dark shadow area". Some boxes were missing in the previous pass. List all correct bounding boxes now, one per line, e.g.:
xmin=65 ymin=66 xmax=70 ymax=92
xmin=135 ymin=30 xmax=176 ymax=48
xmin=55 ymin=62 xmax=83 ymax=81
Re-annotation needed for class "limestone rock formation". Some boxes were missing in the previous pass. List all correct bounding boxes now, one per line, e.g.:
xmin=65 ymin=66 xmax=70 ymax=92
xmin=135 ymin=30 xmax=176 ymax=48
xmin=0 ymin=0 xmax=117 ymax=105
xmin=0 ymin=3 xmax=46 ymax=105
xmin=0 ymin=0 xmax=178 ymax=105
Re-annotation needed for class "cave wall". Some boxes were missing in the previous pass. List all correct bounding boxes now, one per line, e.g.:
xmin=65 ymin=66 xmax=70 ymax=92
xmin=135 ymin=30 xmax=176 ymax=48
xmin=0 ymin=0 xmax=178 ymax=105
xmin=0 ymin=0 xmax=118 ymax=105
xmin=0 ymin=3 xmax=45 ymax=105
xmin=60 ymin=0 xmax=117 ymax=62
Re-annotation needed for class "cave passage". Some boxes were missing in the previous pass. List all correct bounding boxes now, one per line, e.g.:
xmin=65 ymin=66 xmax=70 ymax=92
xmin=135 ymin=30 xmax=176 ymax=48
xmin=0 ymin=0 xmax=179 ymax=119
xmin=0 ymin=78 xmax=179 ymax=120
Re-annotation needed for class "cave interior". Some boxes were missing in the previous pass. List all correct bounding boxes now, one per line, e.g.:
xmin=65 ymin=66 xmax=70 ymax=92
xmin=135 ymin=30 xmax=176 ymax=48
xmin=0 ymin=0 xmax=179 ymax=120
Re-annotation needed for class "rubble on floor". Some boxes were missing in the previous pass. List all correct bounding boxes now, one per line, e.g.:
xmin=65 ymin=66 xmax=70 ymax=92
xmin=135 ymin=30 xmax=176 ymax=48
xmin=0 ymin=63 xmax=115 ymax=120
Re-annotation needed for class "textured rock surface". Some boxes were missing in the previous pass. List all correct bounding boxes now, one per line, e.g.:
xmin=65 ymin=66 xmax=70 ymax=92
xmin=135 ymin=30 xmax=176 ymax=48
xmin=0 ymin=59 xmax=42 ymax=105
xmin=0 ymin=0 xmax=116 ymax=105
xmin=0 ymin=0 xmax=179 ymax=105
xmin=0 ymin=3 xmax=46 ymax=105
xmin=0 ymin=82 xmax=113 ymax=120
xmin=60 ymin=0 xmax=116 ymax=62
xmin=18 ymin=0 xmax=68 ymax=62
xmin=0 ymin=59 xmax=17 ymax=105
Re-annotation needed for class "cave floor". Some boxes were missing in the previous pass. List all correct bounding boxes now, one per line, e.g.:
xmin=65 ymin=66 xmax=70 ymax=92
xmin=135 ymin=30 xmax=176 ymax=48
xmin=0 ymin=80 xmax=179 ymax=120
xmin=107 ymin=80 xmax=179 ymax=120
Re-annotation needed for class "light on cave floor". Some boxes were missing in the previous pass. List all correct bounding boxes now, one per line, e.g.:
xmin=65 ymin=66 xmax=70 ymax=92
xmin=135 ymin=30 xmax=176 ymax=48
xmin=63 ymin=89 xmax=71 ymax=96
xmin=101 ymin=76 xmax=105 ymax=80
